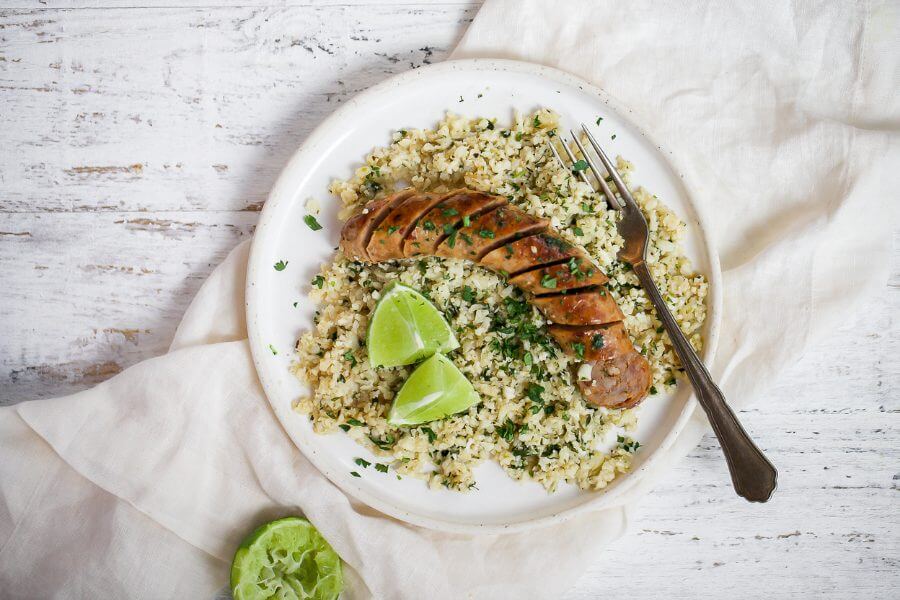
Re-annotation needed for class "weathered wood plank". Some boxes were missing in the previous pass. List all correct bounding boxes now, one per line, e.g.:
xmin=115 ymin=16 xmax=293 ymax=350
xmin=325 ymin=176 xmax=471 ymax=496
xmin=0 ymin=5 xmax=476 ymax=213
xmin=0 ymin=210 xmax=257 ymax=400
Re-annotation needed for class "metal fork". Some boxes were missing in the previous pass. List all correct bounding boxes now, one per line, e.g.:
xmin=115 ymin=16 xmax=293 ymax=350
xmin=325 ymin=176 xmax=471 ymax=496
xmin=550 ymin=124 xmax=777 ymax=503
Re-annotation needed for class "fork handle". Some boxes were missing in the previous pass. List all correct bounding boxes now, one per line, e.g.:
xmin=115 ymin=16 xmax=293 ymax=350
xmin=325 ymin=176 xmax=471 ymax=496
xmin=633 ymin=261 xmax=777 ymax=502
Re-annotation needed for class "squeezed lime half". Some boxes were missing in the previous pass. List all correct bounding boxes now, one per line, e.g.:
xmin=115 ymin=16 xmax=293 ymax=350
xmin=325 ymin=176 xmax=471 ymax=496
xmin=230 ymin=517 xmax=343 ymax=600
xmin=367 ymin=282 xmax=459 ymax=367
xmin=388 ymin=352 xmax=480 ymax=425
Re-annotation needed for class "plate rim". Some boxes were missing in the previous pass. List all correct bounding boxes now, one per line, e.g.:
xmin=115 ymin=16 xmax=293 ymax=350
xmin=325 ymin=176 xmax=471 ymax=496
xmin=246 ymin=57 xmax=723 ymax=534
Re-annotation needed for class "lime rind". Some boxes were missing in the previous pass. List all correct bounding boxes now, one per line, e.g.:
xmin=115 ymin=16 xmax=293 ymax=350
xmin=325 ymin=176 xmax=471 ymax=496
xmin=367 ymin=282 xmax=459 ymax=368
xmin=231 ymin=517 xmax=343 ymax=600
xmin=388 ymin=353 xmax=480 ymax=426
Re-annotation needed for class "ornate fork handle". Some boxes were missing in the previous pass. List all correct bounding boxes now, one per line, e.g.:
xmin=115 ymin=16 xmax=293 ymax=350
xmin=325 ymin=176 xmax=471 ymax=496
xmin=633 ymin=261 xmax=777 ymax=502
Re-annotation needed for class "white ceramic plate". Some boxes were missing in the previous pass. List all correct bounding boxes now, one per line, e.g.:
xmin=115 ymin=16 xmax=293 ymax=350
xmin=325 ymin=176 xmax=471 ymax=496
xmin=246 ymin=59 xmax=722 ymax=534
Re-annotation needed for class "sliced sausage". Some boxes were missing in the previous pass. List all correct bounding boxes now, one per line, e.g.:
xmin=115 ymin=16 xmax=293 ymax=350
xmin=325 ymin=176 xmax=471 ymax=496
xmin=480 ymin=233 xmax=583 ymax=276
xmin=577 ymin=350 xmax=651 ymax=409
xmin=338 ymin=187 xmax=652 ymax=409
xmin=367 ymin=192 xmax=444 ymax=261
xmin=548 ymin=323 xmax=650 ymax=408
xmin=403 ymin=190 xmax=505 ymax=257
xmin=532 ymin=287 xmax=623 ymax=325
xmin=510 ymin=256 xmax=608 ymax=295
xmin=547 ymin=322 xmax=634 ymax=363
xmin=436 ymin=205 xmax=548 ymax=261
xmin=340 ymin=189 xmax=416 ymax=261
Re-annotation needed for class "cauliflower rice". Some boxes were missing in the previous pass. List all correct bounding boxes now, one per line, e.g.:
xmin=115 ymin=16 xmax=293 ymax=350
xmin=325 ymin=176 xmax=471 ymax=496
xmin=292 ymin=109 xmax=707 ymax=492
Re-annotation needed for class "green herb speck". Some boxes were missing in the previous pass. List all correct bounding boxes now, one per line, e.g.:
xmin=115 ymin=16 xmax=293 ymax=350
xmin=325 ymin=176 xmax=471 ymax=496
xmin=303 ymin=215 xmax=322 ymax=231
xmin=274 ymin=260 xmax=288 ymax=271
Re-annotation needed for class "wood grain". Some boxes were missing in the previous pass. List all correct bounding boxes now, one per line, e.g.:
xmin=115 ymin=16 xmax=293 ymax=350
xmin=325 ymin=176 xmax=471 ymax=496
xmin=1 ymin=3 xmax=897 ymax=599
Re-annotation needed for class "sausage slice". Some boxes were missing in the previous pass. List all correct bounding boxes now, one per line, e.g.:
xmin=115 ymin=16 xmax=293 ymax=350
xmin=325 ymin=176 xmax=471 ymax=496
xmin=481 ymin=232 xmax=583 ymax=276
xmin=403 ymin=190 xmax=505 ymax=257
xmin=532 ymin=287 xmax=623 ymax=325
xmin=436 ymin=205 xmax=548 ymax=261
xmin=548 ymin=322 xmax=650 ymax=408
xmin=510 ymin=256 xmax=608 ymax=295
xmin=367 ymin=192 xmax=444 ymax=261
xmin=340 ymin=189 xmax=416 ymax=261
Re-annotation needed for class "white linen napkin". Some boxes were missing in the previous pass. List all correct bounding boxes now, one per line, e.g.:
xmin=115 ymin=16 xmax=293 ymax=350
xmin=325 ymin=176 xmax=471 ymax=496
xmin=1 ymin=1 xmax=896 ymax=598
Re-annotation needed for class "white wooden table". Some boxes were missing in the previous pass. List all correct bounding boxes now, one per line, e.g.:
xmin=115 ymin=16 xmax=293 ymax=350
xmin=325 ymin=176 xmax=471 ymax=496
xmin=2 ymin=2 xmax=897 ymax=598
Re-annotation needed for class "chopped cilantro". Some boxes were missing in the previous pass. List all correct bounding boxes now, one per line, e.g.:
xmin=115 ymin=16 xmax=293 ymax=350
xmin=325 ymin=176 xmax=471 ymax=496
xmin=343 ymin=350 xmax=357 ymax=367
xmin=523 ymin=352 xmax=533 ymax=366
xmin=442 ymin=207 xmax=459 ymax=217
xmin=501 ymin=130 xmax=511 ymax=138
xmin=596 ymin=116 xmax=603 ymax=125
xmin=461 ymin=285 xmax=475 ymax=303
xmin=374 ymin=463 xmax=389 ymax=473
xmin=496 ymin=419 xmax=518 ymax=442
xmin=273 ymin=260 xmax=288 ymax=271
xmin=369 ymin=433 xmax=395 ymax=450
xmin=303 ymin=215 xmax=322 ymax=231
xmin=387 ymin=225 xmax=400 ymax=235
xmin=442 ymin=223 xmax=456 ymax=235
xmin=486 ymin=120 xmax=494 ymax=130
xmin=515 ymin=132 xmax=524 ymax=141
xmin=460 ymin=232 xmax=473 ymax=245
xmin=572 ymin=342 xmax=585 ymax=358
xmin=420 ymin=426 xmax=437 ymax=443
xmin=611 ymin=134 xmax=617 ymax=140
xmin=533 ymin=115 xmax=541 ymax=127
xmin=338 ymin=424 xmax=350 ymax=432
xmin=650 ymin=385 xmax=658 ymax=395
xmin=422 ymin=220 xmax=436 ymax=231
xmin=525 ymin=383 xmax=544 ymax=403
xmin=478 ymin=229 xmax=495 ymax=239
xmin=446 ymin=230 xmax=458 ymax=248
xmin=462 ymin=215 xmax=471 ymax=227
xmin=572 ymin=160 xmax=589 ymax=172
xmin=354 ymin=457 xmax=371 ymax=468
xmin=311 ymin=275 xmax=325 ymax=289
xmin=573 ymin=226 xmax=584 ymax=236
xmin=347 ymin=418 xmax=364 ymax=427
xmin=268 ymin=344 xmax=278 ymax=355
xmin=350 ymin=471 xmax=361 ymax=478
xmin=581 ymin=202 xmax=594 ymax=213
xmin=540 ymin=274 xmax=557 ymax=288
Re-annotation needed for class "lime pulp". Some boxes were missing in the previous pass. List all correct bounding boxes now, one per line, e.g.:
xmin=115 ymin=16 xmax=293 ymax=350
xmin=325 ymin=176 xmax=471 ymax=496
xmin=230 ymin=517 xmax=343 ymax=600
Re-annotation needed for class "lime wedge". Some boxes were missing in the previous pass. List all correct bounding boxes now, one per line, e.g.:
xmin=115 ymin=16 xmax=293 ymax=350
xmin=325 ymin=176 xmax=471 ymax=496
xmin=388 ymin=353 xmax=479 ymax=425
xmin=367 ymin=282 xmax=459 ymax=367
xmin=231 ymin=517 xmax=343 ymax=600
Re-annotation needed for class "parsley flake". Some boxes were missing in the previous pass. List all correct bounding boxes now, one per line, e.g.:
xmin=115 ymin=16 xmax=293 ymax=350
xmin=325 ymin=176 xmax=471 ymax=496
xmin=540 ymin=274 xmax=557 ymax=289
xmin=350 ymin=471 xmax=361 ymax=478
xmin=303 ymin=215 xmax=322 ymax=231
xmin=354 ymin=457 xmax=371 ymax=468
xmin=572 ymin=160 xmax=589 ymax=172
xmin=274 ymin=260 xmax=288 ymax=271
xmin=478 ymin=229 xmax=495 ymax=239
xmin=596 ymin=116 xmax=604 ymax=125
xmin=572 ymin=342 xmax=586 ymax=358
xmin=311 ymin=275 xmax=325 ymax=289
xmin=374 ymin=463 xmax=389 ymax=473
